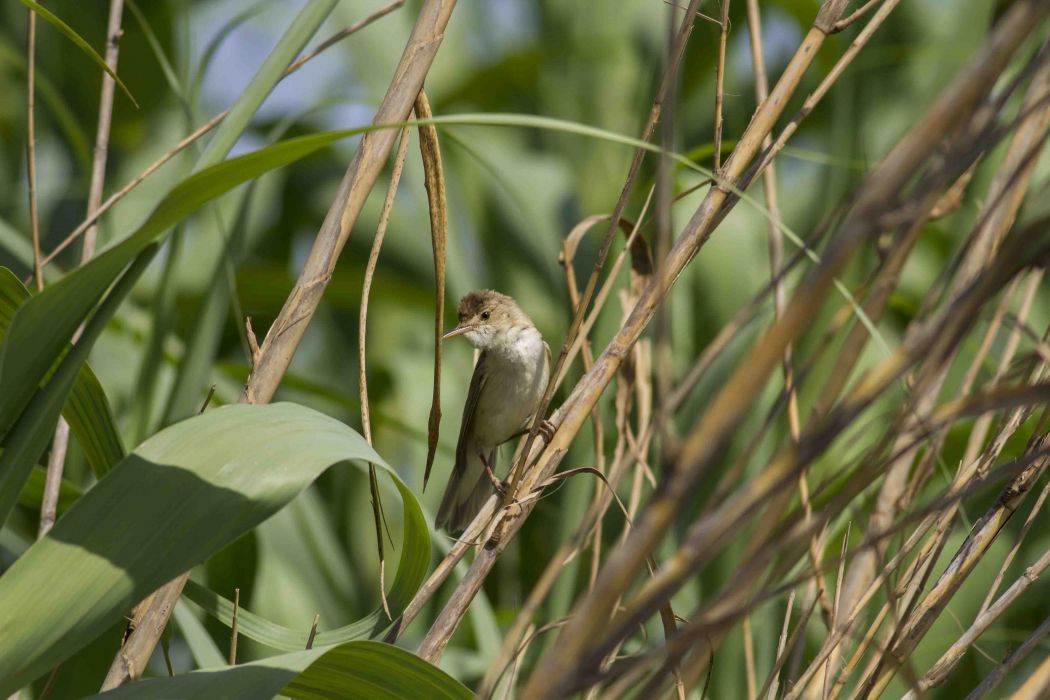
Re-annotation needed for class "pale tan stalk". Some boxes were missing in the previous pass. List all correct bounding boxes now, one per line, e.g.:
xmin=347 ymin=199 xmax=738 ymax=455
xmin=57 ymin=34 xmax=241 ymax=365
xmin=242 ymin=0 xmax=456 ymax=404
xmin=832 ymin=48 xmax=1050 ymax=694
xmin=39 ymin=0 xmax=125 ymax=539
xmin=100 ymin=1 xmax=451 ymax=687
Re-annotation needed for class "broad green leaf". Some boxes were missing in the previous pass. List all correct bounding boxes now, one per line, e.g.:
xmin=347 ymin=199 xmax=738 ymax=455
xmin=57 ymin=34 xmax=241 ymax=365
xmin=0 ymin=402 xmax=404 ymax=695
xmin=89 ymin=641 xmax=471 ymax=700
xmin=182 ymin=459 xmax=429 ymax=648
xmin=0 ymin=251 xmax=153 ymax=528
xmin=0 ymin=268 xmax=125 ymax=478
xmin=15 ymin=0 xmax=137 ymax=107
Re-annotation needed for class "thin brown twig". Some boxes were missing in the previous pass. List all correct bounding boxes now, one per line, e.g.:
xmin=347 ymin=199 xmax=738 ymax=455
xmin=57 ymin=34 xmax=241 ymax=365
xmin=830 ymin=0 xmax=884 ymax=33
xmin=39 ymin=0 xmax=125 ymax=541
xmin=414 ymin=90 xmax=447 ymax=490
xmin=746 ymin=0 xmax=831 ymax=632
xmin=26 ymin=4 xmax=42 ymax=293
xmin=501 ymin=0 xmax=706 ymax=515
xmin=906 ymin=527 xmax=1050 ymax=696
xmin=968 ymin=614 xmax=1050 ymax=700
xmin=713 ymin=0 xmax=730 ymax=174
xmin=96 ymin=1 xmax=427 ymax=688
xmin=358 ymin=123 xmax=411 ymax=621
xmin=305 ymin=613 xmax=320 ymax=650
xmin=242 ymin=0 xmax=456 ymax=406
xmin=229 ymin=588 xmax=239 ymax=664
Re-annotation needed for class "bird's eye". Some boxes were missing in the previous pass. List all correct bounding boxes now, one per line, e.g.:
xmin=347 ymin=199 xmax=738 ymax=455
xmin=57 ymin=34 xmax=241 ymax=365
xmin=480 ymin=311 xmax=490 ymax=321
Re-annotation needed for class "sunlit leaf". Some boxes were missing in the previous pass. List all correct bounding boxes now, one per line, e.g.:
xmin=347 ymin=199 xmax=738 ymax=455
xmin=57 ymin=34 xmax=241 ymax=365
xmin=0 ymin=402 xmax=417 ymax=695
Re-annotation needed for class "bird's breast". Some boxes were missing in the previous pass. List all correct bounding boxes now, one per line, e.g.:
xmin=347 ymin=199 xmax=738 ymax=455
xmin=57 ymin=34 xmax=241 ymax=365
xmin=471 ymin=329 xmax=548 ymax=448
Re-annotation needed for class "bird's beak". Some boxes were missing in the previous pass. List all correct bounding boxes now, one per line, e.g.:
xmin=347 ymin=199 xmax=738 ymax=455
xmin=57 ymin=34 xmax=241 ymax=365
xmin=443 ymin=324 xmax=472 ymax=340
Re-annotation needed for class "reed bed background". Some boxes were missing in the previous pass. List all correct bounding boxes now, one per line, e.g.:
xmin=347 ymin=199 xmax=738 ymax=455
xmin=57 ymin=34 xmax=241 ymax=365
xmin=0 ymin=0 xmax=1048 ymax=697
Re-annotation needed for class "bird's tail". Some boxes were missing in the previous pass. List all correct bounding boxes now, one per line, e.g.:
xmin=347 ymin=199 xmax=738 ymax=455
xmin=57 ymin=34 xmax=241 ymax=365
xmin=436 ymin=447 xmax=494 ymax=535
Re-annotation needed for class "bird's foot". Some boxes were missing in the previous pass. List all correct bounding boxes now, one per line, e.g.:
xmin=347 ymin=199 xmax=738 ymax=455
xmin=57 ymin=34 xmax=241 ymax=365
xmin=537 ymin=419 xmax=556 ymax=444
xmin=483 ymin=462 xmax=509 ymax=497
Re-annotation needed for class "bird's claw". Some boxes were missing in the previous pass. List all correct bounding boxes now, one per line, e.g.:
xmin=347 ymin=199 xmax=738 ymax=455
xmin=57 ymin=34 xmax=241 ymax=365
xmin=538 ymin=419 xmax=556 ymax=444
xmin=483 ymin=460 xmax=509 ymax=497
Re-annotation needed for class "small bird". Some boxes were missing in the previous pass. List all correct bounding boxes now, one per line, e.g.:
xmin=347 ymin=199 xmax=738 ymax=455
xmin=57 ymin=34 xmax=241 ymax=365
xmin=437 ymin=290 xmax=551 ymax=534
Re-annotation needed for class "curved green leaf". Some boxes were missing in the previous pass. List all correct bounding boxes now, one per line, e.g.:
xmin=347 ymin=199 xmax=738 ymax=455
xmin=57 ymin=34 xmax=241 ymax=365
xmin=15 ymin=0 xmax=138 ymax=107
xmin=89 ymin=641 xmax=470 ymax=700
xmin=0 ymin=402 xmax=403 ymax=696
xmin=0 ymin=267 xmax=125 ymax=478
xmin=0 ymin=251 xmax=152 ymax=527
xmin=183 ymin=459 xmax=429 ymax=648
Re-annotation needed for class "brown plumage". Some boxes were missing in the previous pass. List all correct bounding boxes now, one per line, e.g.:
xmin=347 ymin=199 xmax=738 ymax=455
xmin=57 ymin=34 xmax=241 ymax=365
xmin=436 ymin=290 xmax=550 ymax=534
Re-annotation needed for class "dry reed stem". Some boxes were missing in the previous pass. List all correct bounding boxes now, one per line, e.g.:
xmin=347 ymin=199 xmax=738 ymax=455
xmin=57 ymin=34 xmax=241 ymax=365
xmin=830 ymin=0 xmax=884 ymax=33
xmin=785 ymin=451 xmax=1050 ymax=698
xmin=26 ymin=5 xmax=41 ymax=293
xmin=862 ymin=424 xmax=1050 ymax=697
xmin=851 ymin=294 xmax=1048 ymax=695
xmin=568 ymin=62 xmax=1047 ymax=693
xmin=229 ymin=588 xmax=239 ymax=664
xmin=744 ymin=0 xmax=902 ymax=196
xmin=890 ymin=275 xmax=1045 ymax=633
xmin=833 ymin=281 xmax=1028 ymax=697
xmin=242 ymin=0 xmax=456 ymax=405
xmin=907 ymin=527 xmax=1050 ymax=695
xmin=525 ymin=1 xmax=936 ymax=696
xmin=33 ymin=0 xmax=405 ymax=277
xmin=101 ymin=1 xmax=449 ymax=686
xmin=421 ymin=0 xmax=855 ymax=681
xmin=504 ymin=0 xmax=706 ymax=506
xmin=999 ymin=628 xmax=1050 ymax=700
xmin=977 ymin=359 xmax=1050 ymax=610
xmin=359 ymin=127 xmax=412 ymax=444
xmin=415 ymin=0 xmax=708 ymax=660
xmin=40 ymin=0 xmax=125 ymax=540
xmin=102 ymin=582 xmax=182 ymax=687
xmin=358 ymin=123 xmax=412 ymax=621
xmin=758 ymin=589 xmax=799 ymax=700
xmin=832 ymin=45 xmax=1050 ymax=686
xmin=748 ymin=0 xmax=829 ymax=631
xmin=413 ymin=91 xmax=448 ymax=489
xmin=713 ymin=0 xmax=729 ymax=174
xmin=795 ymin=262 xmax=1050 ymax=696
xmin=969 ymin=613 xmax=1050 ymax=700
xmin=305 ymin=613 xmax=320 ymax=650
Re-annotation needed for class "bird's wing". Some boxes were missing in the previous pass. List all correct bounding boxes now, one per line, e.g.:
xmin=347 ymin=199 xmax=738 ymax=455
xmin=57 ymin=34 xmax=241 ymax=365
xmin=454 ymin=350 xmax=488 ymax=479
xmin=437 ymin=351 xmax=489 ymax=532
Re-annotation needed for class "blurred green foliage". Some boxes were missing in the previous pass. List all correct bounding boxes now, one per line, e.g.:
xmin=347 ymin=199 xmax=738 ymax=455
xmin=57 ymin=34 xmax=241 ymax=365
xmin=0 ymin=0 xmax=1048 ymax=696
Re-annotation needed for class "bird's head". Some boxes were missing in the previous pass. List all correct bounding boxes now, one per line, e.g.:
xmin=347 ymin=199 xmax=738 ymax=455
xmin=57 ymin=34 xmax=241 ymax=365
xmin=443 ymin=289 xmax=533 ymax=350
